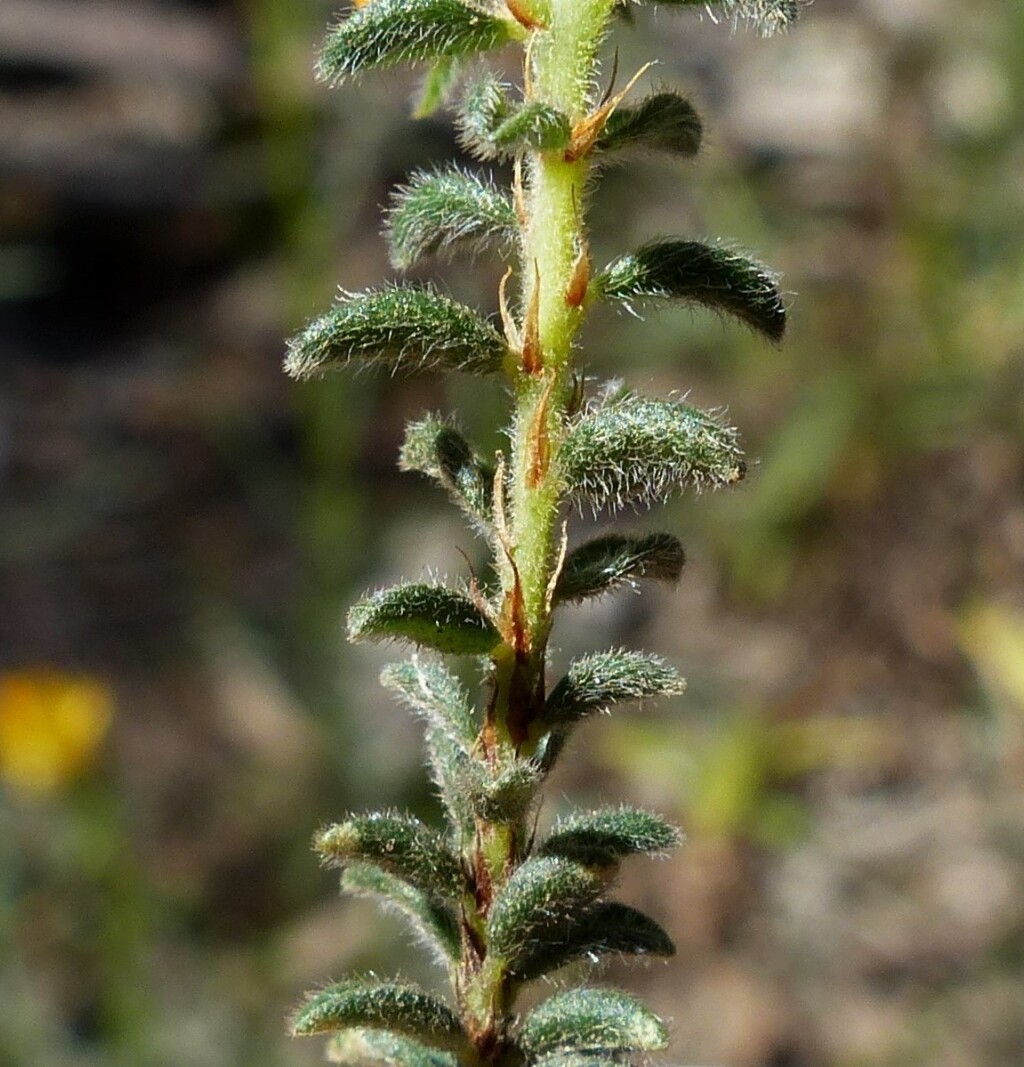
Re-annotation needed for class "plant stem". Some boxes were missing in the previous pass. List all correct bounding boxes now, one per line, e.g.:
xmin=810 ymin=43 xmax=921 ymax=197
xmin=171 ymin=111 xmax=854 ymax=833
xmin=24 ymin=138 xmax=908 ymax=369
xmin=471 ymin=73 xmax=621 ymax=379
xmin=464 ymin=2 xmax=618 ymax=1058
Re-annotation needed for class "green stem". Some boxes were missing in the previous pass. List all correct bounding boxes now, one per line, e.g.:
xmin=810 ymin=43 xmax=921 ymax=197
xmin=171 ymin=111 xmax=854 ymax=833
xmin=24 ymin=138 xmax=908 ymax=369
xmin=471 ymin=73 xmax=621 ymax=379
xmin=463 ymin=1 xmax=617 ymax=1059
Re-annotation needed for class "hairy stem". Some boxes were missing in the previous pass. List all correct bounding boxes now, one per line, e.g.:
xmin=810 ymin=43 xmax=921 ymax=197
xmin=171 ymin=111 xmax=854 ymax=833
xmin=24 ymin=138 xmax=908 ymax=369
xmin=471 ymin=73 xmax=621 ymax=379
xmin=465 ymin=1 xmax=617 ymax=1058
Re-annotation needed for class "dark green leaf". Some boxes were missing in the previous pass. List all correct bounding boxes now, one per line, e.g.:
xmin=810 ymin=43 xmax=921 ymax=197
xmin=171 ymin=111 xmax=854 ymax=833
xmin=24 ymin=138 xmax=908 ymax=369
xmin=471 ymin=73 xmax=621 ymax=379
xmin=554 ymin=532 xmax=684 ymax=603
xmin=455 ymin=72 xmax=512 ymax=160
xmin=399 ymin=414 xmax=496 ymax=526
xmin=561 ymin=393 xmax=745 ymax=513
xmin=461 ymin=755 xmax=542 ymax=823
xmin=318 ymin=0 xmax=517 ymax=85
xmin=386 ymin=167 xmax=518 ymax=270
xmin=516 ymin=988 xmax=668 ymax=1057
xmin=511 ymin=902 xmax=675 ymax=981
xmin=593 ymin=239 xmax=786 ymax=342
xmin=284 ymin=287 xmax=507 ymax=380
xmin=291 ymin=980 xmax=464 ymax=1050
xmin=340 ymin=864 xmax=461 ymax=963
xmin=348 ymin=583 xmax=500 ymax=655
xmin=315 ymin=812 xmax=463 ymax=898
xmin=596 ymin=92 xmax=702 ymax=159
xmin=379 ymin=657 xmax=477 ymax=831
xmin=540 ymin=807 xmax=682 ymax=867
xmin=486 ymin=856 xmax=604 ymax=971
xmin=380 ymin=656 xmax=477 ymax=750
xmin=455 ymin=75 xmax=570 ymax=159
xmin=490 ymin=102 xmax=572 ymax=155
xmin=543 ymin=650 xmax=684 ymax=730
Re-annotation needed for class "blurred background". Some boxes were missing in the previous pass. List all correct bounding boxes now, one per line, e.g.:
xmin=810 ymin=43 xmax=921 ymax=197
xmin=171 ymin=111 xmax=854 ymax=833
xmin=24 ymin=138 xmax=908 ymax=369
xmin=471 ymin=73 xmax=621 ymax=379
xmin=1 ymin=0 xmax=1022 ymax=1064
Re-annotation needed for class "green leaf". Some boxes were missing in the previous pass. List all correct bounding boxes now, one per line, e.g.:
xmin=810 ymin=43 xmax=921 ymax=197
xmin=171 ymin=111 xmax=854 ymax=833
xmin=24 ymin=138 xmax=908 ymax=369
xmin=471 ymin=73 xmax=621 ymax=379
xmin=379 ymin=657 xmax=477 ymax=831
xmin=462 ymin=755 xmax=542 ymax=823
xmin=380 ymin=656 xmax=477 ymax=750
xmin=515 ymin=988 xmax=668 ymax=1057
xmin=315 ymin=812 xmax=463 ymax=898
xmin=596 ymin=92 xmax=702 ymax=159
xmin=561 ymin=393 xmax=745 ymax=513
xmin=318 ymin=0 xmax=517 ymax=85
xmin=554 ymin=532 xmax=684 ymax=603
xmin=649 ymin=0 xmax=800 ymax=36
xmin=348 ymin=583 xmax=500 ymax=655
xmin=284 ymin=287 xmax=507 ymax=380
xmin=386 ymin=167 xmax=518 ymax=271
xmin=486 ymin=856 xmax=604 ymax=971
xmin=399 ymin=414 xmax=496 ymax=526
xmin=511 ymin=901 xmax=675 ymax=981
xmin=593 ymin=239 xmax=786 ymax=342
xmin=543 ymin=650 xmax=684 ymax=730
xmin=291 ymin=980 xmax=465 ymax=1050
xmin=340 ymin=864 xmax=461 ymax=963
xmin=490 ymin=101 xmax=572 ymax=156
xmin=455 ymin=75 xmax=570 ymax=159
xmin=455 ymin=72 xmax=512 ymax=160
xmin=540 ymin=806 xmax=682 ymax=867
xmin=327 ymin=1029 xmax=457 ymax=1067
xmin=413 ymin=57 xmax=463 ymax=119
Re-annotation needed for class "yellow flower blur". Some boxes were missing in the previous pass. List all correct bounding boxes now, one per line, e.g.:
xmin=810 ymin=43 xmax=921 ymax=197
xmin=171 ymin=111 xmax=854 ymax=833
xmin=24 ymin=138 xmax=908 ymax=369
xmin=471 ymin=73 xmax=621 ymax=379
xmin=0 ymin=670 xmax=114 ymax=796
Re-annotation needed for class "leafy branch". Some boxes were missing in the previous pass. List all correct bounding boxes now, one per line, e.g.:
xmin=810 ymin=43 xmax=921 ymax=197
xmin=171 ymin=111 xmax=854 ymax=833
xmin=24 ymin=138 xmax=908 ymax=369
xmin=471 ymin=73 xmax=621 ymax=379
xmin=286 ymin=0 xmax=801 ymax=1063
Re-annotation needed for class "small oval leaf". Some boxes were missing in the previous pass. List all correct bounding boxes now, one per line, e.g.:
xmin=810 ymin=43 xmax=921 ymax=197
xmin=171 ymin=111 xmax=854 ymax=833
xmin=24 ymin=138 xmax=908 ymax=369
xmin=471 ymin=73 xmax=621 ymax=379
xmin=318 ymin=0 xmax=517 ymax=85
xmin=542 ymin=650 xmax=685 ymax=730
xmin=555 ymin=532 xmax=684 ymax=603
xmin=596 ymin=91 xmax=702 ymax=159
xmin=291 ymin=980 xmax=464 ymax=1050
xmin=386 ymin=167 xmax=518 ymax=270
xmin=510 ymin=901 xmax=675 ymax=981
xmin=315 ymin=811 xmax=463 ymax=898
xmin=561 ymin=393 xmax=745 ymax=513
xmin=285 ymin=288 xmax=508 ymax=380
xmin=593 ymin=239 xmax=786 ymax=342
xmin=516 ymin=988 xmax=669 ymax=1057
xmin=487 ymin=856 xmax=604 ymax=971
xmin=540 ymin=806 xmax=683 ymax=867
xmin=348 ymin=583 xmax=500 ymax=654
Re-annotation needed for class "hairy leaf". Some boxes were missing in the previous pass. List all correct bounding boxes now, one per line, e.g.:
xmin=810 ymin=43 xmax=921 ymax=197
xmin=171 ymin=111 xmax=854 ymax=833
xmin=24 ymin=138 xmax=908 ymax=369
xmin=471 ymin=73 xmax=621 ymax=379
xmin=386 ymin=167 xmax=518 ymax=270
xmin=486 ymin=856 xmax=605 ymax=971
xmin=540 ymin=806 xmax=682 ymax=867
xmin=379 ymin=657 xmax=477 ymax=830
xmin=348 ymin=583 xmax=500 ymax=655
xmin=490 ymin=101 xmax=572 ymax=156
xmin=596 ymin=92 xmax=702 ymax=159
xmin=543 ymin=650 xmax=685 ymax=729
xmin=399 ymin=414 xmax=495 ymax=525
xmin=455 ymin=72 xmax=511 ymax=160
xmin=455 ymin=75 xmax=570 ymax=159
xmin=462 ymin=755 xmax=543 ymax=823
xmin=340 ymin=864 xmax=461 ymax=963
xmin=554 ymin=532 xmax=684 ymax=603
xmin=316 ymin=812 xmax=463 ymax=898
xmin=318 ymin=0 xmax=517 ymax=85
xmin=291 ymin=980 xmax=464 ymax=1049
xmin=593 ymin=239 xmax=786 ymax=342
xmin=561 ymin=394 xmax=745 ymax=513
xmin=516 ymin=988 xmax=668 ymax=1057
xmin=649 ymin=0 xmax=800 ymax=36
xmin=380 ymin=657 xmax=477 ymax=749
xmin=327 ymin=1030 xmax=457 ymax=1067
xmin=511 ymin=901 xmax=675 ymax=981
xmin=284 ymin=288 xmax=507 ymax=379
